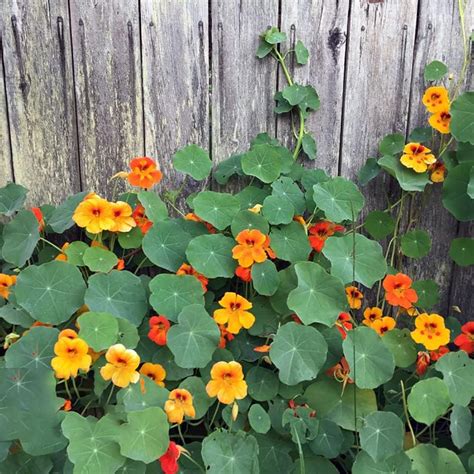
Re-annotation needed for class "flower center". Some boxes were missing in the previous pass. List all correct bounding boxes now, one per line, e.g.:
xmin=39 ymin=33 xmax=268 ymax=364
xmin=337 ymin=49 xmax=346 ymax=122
xmin=420 ymin=322 xmax=441 ymax=339
xmin=92 ymin=208 xmax=101 ymax=216
xmin=229 ymin=302 xmax=241 ymax=311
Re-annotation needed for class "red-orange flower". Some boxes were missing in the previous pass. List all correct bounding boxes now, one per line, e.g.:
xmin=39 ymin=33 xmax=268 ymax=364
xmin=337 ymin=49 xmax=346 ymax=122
xmin=383 ymin=273 xmax=418 ymax=309
xmin=308 ymin=221 xmax=345 ymax=252
xmin=159 ymin=441 xmax=182 ymax=474
xmin=336 ymin=312 xmax=353 ymax=339
xmin=127 ymin=157 xmax=162 ymax=189
xmin=416 ymin=351 xmax=430 ymax=376
xmin=148 ymin=316 xmax=170 ymax=346
xmin=62 ymin=400 xmax=72 ymax=412
xmin=429 ymin=345 xmax=449 ymax=361
xmin=218 ymin=324 xmax=235 ymax=349
xmin=31 ymin=207 xmax=45 ymax=232
xmin=232 ymin=229 xmax=268 ymax=268
xmin=116 ymin=258 xmax=125 ymax=271
xmin=454 ymin=321 xmax=474 ymax=354
xmin=326 ymin=357 xmax=353 ymax=384
xmin=132 ymin=204 xmax=153 ymax=234
xmin=176 ymin=263 xmax=208 ymax=291
xmin=235 ymin=265 xmax=252 ymax=282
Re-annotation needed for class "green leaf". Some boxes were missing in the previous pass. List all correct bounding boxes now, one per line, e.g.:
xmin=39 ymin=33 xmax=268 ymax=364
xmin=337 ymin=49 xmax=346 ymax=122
xmin=379 ymin=133 xmax=405 ymax=155
xmin=271 ymin=177 xmax=306 ymax=214
xmin=136 ymin=190 xmax=168 ymax=223
xmin=381 ymin=329 xmax=417 ymax=368
xmin=167 ymin=304 xmax=219 ymax=368
xmin=77 ymin=311 xmax=119 ymax=351
xmin=287 ymin=262 xmax=347 ymax=326
xmin=248 ymin=404 xmax=271 ymax=434
xmin=313 ymin=177 xmax=365 ymax=222
xmin=142 ymin=220 xmax=192 ymax=271
xmin=407 ymin=378 xmax=451 ymax=425
xmin=343 ymin=327 xmax=395 ymax=389
xmin=282 ymin=406 xmax=319 ymax=443
xmin=409 ymin=126 xmax=433 ymax=143
xmin=117 ymin=318 xmax=140 ymax=348
xmin=0 ymin=183 xmax=27 ymax=216
xmin=83 ymin=247 xmax=118 ymax=273
xmin=64 ymin=241 xmax=89 ymax=266
xmin=358 ymin=158 xmax=381 ymax=186
xmin=442 ymin=163 xmax=474 ymax=221
xmin=213 ymin=154 xmax=243 ymax=185
xmin=236 ymin=186 xmax=271 ymax=210
xmin=309 ymin=418 xmax=344 ymax=458
xmin=186 ymin=233 xmax=237 ymax=278
xmin=149 ymin=274 xmax=204 ymax=322
xmin=282 ymin=84 xmax=307 ymax=106
xmin=2 ymin=210 xmax=40 ymax=267
xmin=118 ymin=227 xmax=143 ymax=249
xmin=323 ymin=234 xmax=387 ymax=288
xmin=359 ymin=411 xmax=404 ymax=463
xmin=450 ymin=91 xmax=474 ymax=144
xmin=407 ymin=444 xmax=466 ymax=474
xmin=412 ymin=280 xmax=440 ymax=309
xmin=468 ymin=166 xmax=474 ymax=198
xmin=378 ymin=155 xmax=430 ymax=192
xmin=401 ymin=230 xmax=431 ymax=258
xmin=179 ymin=376 xmax=213 ymax=418
xmin=15 ymin=261 xmax=86 ymax=324
xmin=202 ymin=431 xmax=259 ymax=474
xmin=85 ymin=270 xmax=148 ymax=326
xmin=274 ymin=91 xmax=293 ymax=114
xmin=269 ymin=221 xmax=311 ymax=263
xmin=449 ymin=238 xmax=474 ymax=266
xmin=298 ymin=85 xmax=320 ymax=117
xmin=251 ymin=260 xmax=279 ymax=296
xmin=364 ymin=211 xmax=395 ymax=240
xmin=193 ymin=191 xmax=240 ymax=230
xmin=173 ymin=144 xmax=212 ymax=181
xmin=231 ymin=210 xmax=269 ymax=236
xmin=295 ymin=40 xmax=309 ymax=64
xmin=270 ymin=322 xmax=327 ymax=385
xmin=48 ymin=191 xmax=88 ymax=233
xmin=0 ymin=303 xmax=35 ymax=327
xmin=352 ymin=451 xmax=413 ymax=474
xmin=264 ymin=27 xmax=286 ymax=44
xmin=118 ymin=407 xmax=169 ymax=463
xmin=424 ymin=60 xmax=448 ymax=81
xmin=246 ymin=366 xmax=279 ymax=401
xmin=450 ymin=405 xmax=471 ymax=449
xmin=117 ymin=375 xmax=169 ymax=412
xmin=435 ymin=351 xmax=474 ymax=407
xmin=256 ymin=39 xmax=273 ymax=58
xmin=241 ymin=144 xmax=286 ymax=183
xmin=262 ymin=195 xmax=294 ymax=224
xmin=254 ymin=433 xmax=293 ymax=474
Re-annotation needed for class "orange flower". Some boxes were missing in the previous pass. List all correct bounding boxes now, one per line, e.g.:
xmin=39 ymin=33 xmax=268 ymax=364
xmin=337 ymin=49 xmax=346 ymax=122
xmin=400 ymin=143 xmax=436 ymax=173
xmin=213 ymin=292 xmax=255 ymax=334
xmin=73 ymin=197 xmax=115 ymax=234
xmin=263 ymin=235 xmax=276 ymax=259
xmin=429 ymin=162 xmax=446 ymax=183
xmin=345 ymin=286 xmax=363 ymax=310
xmin=218 ymin=324 xmax=235 ymax=349
xmin=254 ymin=344 xmax=271 ymax=353
xmin=326 ymin=357 xmax=353 ymax=386
xmin=206 ymin=361 xmax=247 ymax=404
xmin=429 ymin=108 xmax=451 ymax=134
xmin=422 ymin=86 xmax=450 ymax=113
xmin=184 ymin=213 xmax=216 ymax=233
xmin=0 ymin=274 xmax=17 ymax=300
xmin=362 ymin=307 xmax=383 ymax=327
xmin=100 ymin=344 xmax=140 ymax=388
xmin=454 ymin=321 xmax=474 ymax=354
xmin=31 ymin=321 xmax=53 ymax=328
xmin=116 ymin=258 xmax=125 ymax=271
xmin=59 ymin=329 xmax=78 ymax=339
xmin=132 ymin=204 xmax=152 ymax=234
xmin=127 ymin=157 xmax=162 ymax=189
xmin=336 ymin=312 xmax=352 ymax=339
xmin=416 ymin=351 xmax=430 ymax=376
xmin=235 ymin=265 xmax=252 ymax=282
xmin=139 ymin=362 xmax=166 ymax=387
xmin=293 ymin=215 xmax=306 ymax=226
xmin=232 ymin=229 xmax=268 ymax=268
xmin=176 ymin=263 xmax=208 ymax=291
xmin=148 ymin=316 xmax=170 ymax=346
xmin=110 ymin=201 xmax=136 ymax=233
xmin=411 ymin=313 xmax=450 ymax=351
xmin=371 ymin=316 xmax=396 ymax=336
xmin=55 ymin=242 xmax=70 ymax=261
xmin=164 ymin=389 xmax=195 ymax=424
xmin=51 ymin=337 xmax=92 ymax=380
xmin=62 ymin=400 xmax=72 ymax=411
xmin=31 ymin=207 xmax=45 ymax=232
xmin=308 ymin=221 xmax=345 ymax=252
xmin=383 ymin=273 xmax=418 ymax=309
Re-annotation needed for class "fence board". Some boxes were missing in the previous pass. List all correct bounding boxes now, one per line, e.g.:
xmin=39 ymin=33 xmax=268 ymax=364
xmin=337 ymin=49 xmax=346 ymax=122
xmin=1 ymin=0 xmax=80 ymax=203
xmin=0 ymin=39 xmax=13 ymax=186
xmin=69 ymin=0 xmax=143 ymax=194
xmin=279 ymin=0 xmax=350 ymax=175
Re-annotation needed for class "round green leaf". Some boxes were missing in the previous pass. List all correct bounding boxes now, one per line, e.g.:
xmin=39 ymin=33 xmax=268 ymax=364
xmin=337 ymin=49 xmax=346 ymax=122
xmin=230 ymin=210 xmax=269 ymax=237
xmin=118 ymin=227 xmax=143 ymax=249
xmin=0 ymin=183 xmax=27 ymax=217
xmin=64 ymin=241 xmax=89 ymax=266
xmin=83 ymin=247 xmax=118 ymax=273
xmin=401 ymin=230 xmax=431 ymax=258
xmin=15 ymin=261 xmax=86 ymax=324
xmin=271 ymin=177 xmax=306 ymax=213
xmin=358 ymin=158 xmax=381 ymax=186
xmin=449 ymin=237 xmax=474 ymax=266
xmin=236 ymin=186 xmax=270 ymax=210
xmin=407 ymin=378 xmax=451 ymax=425
xmin=269 ymin=221 xmax=312 ymax=263
xmin=186 ymin=233 xmax=237 ymax=278
xmin=412 ymin=279 xmax=440 ymax=309
xmin=295 ymin=39 xmax=309 ymax=64
xmin=353 ymin=451 xmax=413 ymax=474
xmin=450 ymin=405 xmax=472 ymax=449
xmin=409 ymin=126 xmax=433 ymax=143
xmin=193 ymin=191 xmax=240 ymax=230
xmin=118 ymin=377 xmax=169 ymax=412
xmin=378 ymin=155 xmax=430 ymax=192
xmin=442 ymin=163 xmax=474 ymax=221
xmin=270 ymin=322 xmax=328 ymax=385
xmin=424 ymin=60 xmax=448 ymax=81
xmin=137 ymin=190 xmax=168 ymax=222
xmin=48 ymin=191 xmax=88 ymax=233
xmin=407 ymin=444 xmax=466 ymax=474
xmin=381 ymin=328 xmax=417 ymax=368
xmin=287 ymin=262 xmax=347 ymax=326
xmin=364 ymin=211 xmax=395 ymax=240
xmin=77 ymin=311 xmax=119 ymax=351
xmin=179 ymin=376 xmax=213 ymax=418
xmin=262 ymin=195 xmax=294 ymax=224
xmin=167 ymin=304 xmax=219 ymax=368
xmin=323 ymin=234 xmax=387 ymax=288
xmin=302 ymin=133 xmax=317 ymax=159
xmin=251 ymin=260 xmax=279 ymax=296
xmin=450 ymin=91 xmax=474 ymax=144
xmin=309 ymin=419 xmax=344 ymax=459
xmin=85 ymin=270 xmax=148 ymax=326
xmin=0 ymin=303 xmax=35 ymax=327
xmin=248 ymin=404 xmax=271 ymax=434
xmin=173 ymin=144 xmax=212 ymax=180
xmin=379 ymin=133 xmax=405 ymax=155
xmin=116 ymin=318 xmax=140 ymax=348
xmin=151 ymin=346 xmax=193 ymax=381
xmin=282 ymin=84 xmax=307 ymax=105
xmin=246 ymin=366 xmax=279 ymax=401
xmin=214 ymin=154 xmax=243 ymax=184
xmin=241 ymin=144 xmax=284 ymax=183
xmin=343 ymin=327 xmax=395 ymax=389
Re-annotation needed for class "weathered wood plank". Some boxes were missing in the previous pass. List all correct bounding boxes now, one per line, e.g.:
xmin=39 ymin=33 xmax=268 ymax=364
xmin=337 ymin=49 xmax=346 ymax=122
xmin=69 ymin=0 xmax=143 ymax=194
xmin=279 ymin=0 xmax=350 ymax=175
xmin=140 ymin=0 xmax=209 ymax=194
xmin=0 ymin=35 xmax=13 ymax=186
xmin=0 ymin=0 xmax=80 ymax=204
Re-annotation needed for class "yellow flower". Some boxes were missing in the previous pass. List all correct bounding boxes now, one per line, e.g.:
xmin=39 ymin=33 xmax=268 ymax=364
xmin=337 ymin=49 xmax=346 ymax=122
xmin=411 ymin=313 xmax=450 ymax=351
xmin=206 ymin=361 xmax=247 ymax=405
xmin=362 ymin=307 xmax=383 ymax=327
xmin=100 ymin=344 xmax=140 ymax=388
xmin=139 ymin=362 xmax=166 ymax=387
xmin=73 ymin=197 xmax=115 ymax=234
xmin=213 ymin=292 xmax=255 ymax=334
xmin=51 ymin=337 xmax=92 ymax=380
xmin=400 ymin=143 xmax=436 ymax=173
xmin=429 ymin=162 xmax=446 ymax=183
xmin=232 ymin=229 xmax=268 ymax=268
xmin=345 ymin=286 xmax=363 ymax=310
xmin=248 ymin=204 xmax=263 ymax=214
xmin=371 ymin=316 xmax=396 ymax=336
xmin=429 ymin=108 xmax=451 ymax=134
xmin=422 ymin=86 xmax=450 ymax=113
xmin=164 ymin=389 xmax=195 ymax=424
xmin=110 ymin=201 xmax=137 ymax=233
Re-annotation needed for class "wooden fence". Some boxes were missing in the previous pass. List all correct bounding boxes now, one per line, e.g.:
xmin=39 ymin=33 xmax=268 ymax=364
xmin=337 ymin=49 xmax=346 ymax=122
xmin=0 ymin=0 xmax=473 ymax=317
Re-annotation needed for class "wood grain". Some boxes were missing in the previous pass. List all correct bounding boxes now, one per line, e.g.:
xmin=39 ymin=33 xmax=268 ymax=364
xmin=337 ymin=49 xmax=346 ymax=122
xmin=0 ymin=34 xmax=13 ymax=186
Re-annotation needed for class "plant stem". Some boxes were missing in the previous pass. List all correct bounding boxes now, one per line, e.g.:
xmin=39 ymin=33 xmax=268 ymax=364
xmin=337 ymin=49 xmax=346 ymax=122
xmin=177 ymin=423 xmax=186 ymax=445
xmin=209 ymin=401 xmax=220 ymax=428
xmin=39 ymin=237 xmax=62 ymax=253
xmin=64 ymin=379 xmax=72 ymax=400
xmin=400 ymin=380 xmax=417 ymax=447
xmin=105 ymin=384 xmax=115 ymax=406
xmin=181 ymin=452 xmax=206 ymax=473
xmin=71 ymin=377 xmax=81 ymax=401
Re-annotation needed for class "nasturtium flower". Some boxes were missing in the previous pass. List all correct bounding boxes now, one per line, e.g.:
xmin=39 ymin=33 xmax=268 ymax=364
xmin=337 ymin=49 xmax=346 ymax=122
xmin=429 ymin=162 xmax=446 ymax=183
xmin=248 ymin=204 xmax=263 ymax=213
xmin=371 ymin=316 xmax=396 ymax=336
xmin=159 ymin=441 xmax=183 ymax=474
xmin=416 ymin=351 xmax=430 ymax=376
xmin=232 ymin=229 xmax=268 ymax=268
xmin=62 ymin=400 xmax=72 ymax=411
xmin=55 ymin=242 xmax=70 ymax=261
xmin=293 ymin=215 xmax=306 ymax=227
xmin=0 ymin=273 xmax=17 ymax=300
xmin=206 ymin=361 xmax=248 ymax=404
xmin=127 ymin=157 xmax=162 ymax=189
xmin=31 ymin=207 xmax=45 ymax=231
xmin=345 ymin=286 xmax=363 ymax=310
xmin=164 ymin=389 xmax=196 ymax=424
xmin=213 ymin=292 xmax=255 ymax=334
xmin=109 ymin=201 xmax=136 ymax=232
xmin=308 ymin=221 xmax=344 ymax=252
xmin=59 ymin=328 xmax=78 ymax=339
xmin=429 ymin=108 xmax=451 ymax=134
xmin=148 ymin=315 xmax=170 ymax=346
xmin=429 ymin=345 xmax=449 ymax=361
xmin=454 ymin=321 xmax=474 ymax=354
xmin=100 ymin=344 xmax=140 ymax=388
xmin=383 ymin=273 xmax=418 ymax=309
xmin=410 ymin=313 xmax=450 ymax=351
xmin=362 ymin=307 xmax=383 ymax=327
xmin=139 ymin=362 xmax=166 ymax=387
xmin=336 ymin=312 xmax=352 ymax=339
xmin=400 ymin=143 xmax=436 ymax=173
xmin=254 ymin=344 xmax=271 ymax=353
xmin=73 ymin=197 xmax=115 ymax=234
xmin=184 ymin=212 xmax=216 ymax=233
xmin=422 ymin=86 xmax=449 ymax=113
xmin=132 ymin=204 xmax=153 ymax=234
xmin=326 ymin=357 xmax=353 ymax=386
xmin=115 ymin=258 xmax=125 ymax=270
xmin=176 ymin=263 xmax=208 ymax=291
xmin=218 ymin=324 xmax=234 ymax=349
xmin=235 ymin=265 xmax=252 ymax=282
xmin=51 ymin=336 xmax=92 ymax=380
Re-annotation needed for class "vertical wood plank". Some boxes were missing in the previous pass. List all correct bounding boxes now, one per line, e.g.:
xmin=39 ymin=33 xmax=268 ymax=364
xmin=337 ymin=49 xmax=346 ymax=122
xmin=69 ymin=0 xmax=143 ymax=194
xmin=279 ymin=0 xmax=350 ymax=175
xmin=140 ymin=0 xmax=209 ymax=192
xmin=0 ymin=35 xmax=13 ymax=186
xmin=211 ymin=0 xmax=279 ymax=166
xmin=0 ymin=0 xmax=80 ymax=204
